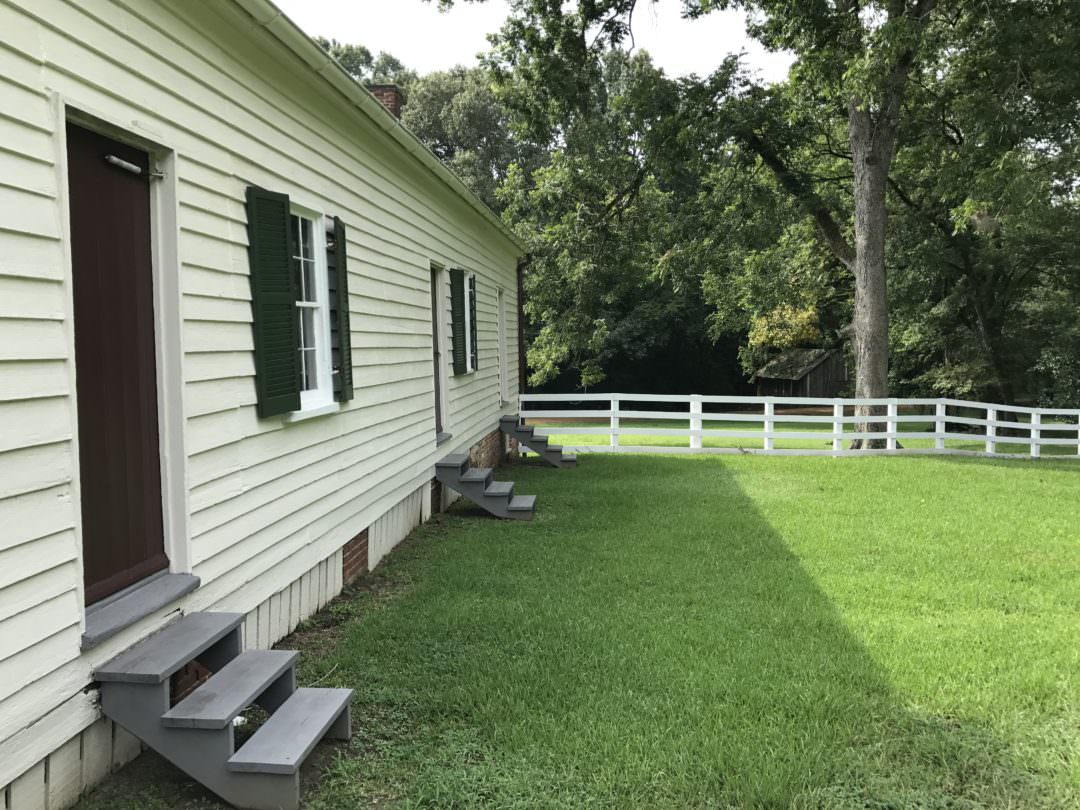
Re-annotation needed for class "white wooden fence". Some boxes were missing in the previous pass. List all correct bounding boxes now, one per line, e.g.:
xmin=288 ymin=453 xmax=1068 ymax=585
xmin=519 ymin=393 xmax=1080 ymax=459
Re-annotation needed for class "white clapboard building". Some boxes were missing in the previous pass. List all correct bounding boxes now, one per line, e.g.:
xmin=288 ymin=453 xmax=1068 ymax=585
xmin=0 ymin=1 xmax=531 ymax=806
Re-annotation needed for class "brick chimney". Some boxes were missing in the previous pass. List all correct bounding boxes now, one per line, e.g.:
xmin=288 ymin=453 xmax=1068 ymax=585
xmin=369 ymin=84 xmax=404 ymax=119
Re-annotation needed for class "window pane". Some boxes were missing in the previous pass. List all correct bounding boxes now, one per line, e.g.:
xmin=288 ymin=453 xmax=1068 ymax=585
xmin=290 ymin=215 xmax=300 ymax=258
xmin=301 ymin=307 xmax=316 ymax=350
xmin=301 ymin=348 xmax=318 ymax=391
xmin=300 ymin=217 xmax=312 ymax=261
xmin=300 ymin=259 xmax=316 ymax=303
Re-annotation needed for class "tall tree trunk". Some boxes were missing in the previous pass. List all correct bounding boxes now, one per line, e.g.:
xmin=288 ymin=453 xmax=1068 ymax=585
xmin=848 ymin=104 xmax=894 ymax=447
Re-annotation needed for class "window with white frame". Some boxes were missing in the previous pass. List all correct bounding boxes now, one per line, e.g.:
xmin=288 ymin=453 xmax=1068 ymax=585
xmin=449 ymin=268 xmax=478 ymax=376
xmin=466 ymin=272 xmax=477 ymax=372
xmin=245 ymin=186 xmax=354 ymax=419
xmin=291 ymin=208 xmax=333 ymax=410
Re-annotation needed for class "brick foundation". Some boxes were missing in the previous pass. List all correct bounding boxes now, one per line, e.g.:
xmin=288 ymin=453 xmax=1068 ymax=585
xmin=342 ymin=528 xmax=369 ymax=585
xmin=469 ymin=427 xmax=518 ymax=469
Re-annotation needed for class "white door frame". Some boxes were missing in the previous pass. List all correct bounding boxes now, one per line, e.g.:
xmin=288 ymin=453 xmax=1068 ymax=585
xmin=55 ymin=97 xmax=191 ymax=619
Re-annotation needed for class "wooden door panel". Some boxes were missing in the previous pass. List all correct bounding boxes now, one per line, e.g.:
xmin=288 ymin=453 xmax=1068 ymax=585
xmin=67 ymin=122 xmax=167 ymax=604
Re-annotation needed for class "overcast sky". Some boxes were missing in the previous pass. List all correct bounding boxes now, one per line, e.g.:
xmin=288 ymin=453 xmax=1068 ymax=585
xmin=273 ymin=0 xmax=793 ymax=83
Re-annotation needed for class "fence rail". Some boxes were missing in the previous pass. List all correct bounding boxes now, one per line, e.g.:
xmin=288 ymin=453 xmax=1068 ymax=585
xmin=518 ymin=394 xmax=1080 ymax=459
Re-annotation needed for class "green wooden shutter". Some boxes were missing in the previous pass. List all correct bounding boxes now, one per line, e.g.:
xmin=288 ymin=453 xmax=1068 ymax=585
xmin=449 ymin=268 xmax=467 ymax=375
xmin=468 ymin=274 xmax=478 ymax=371
xmin=245 ymin=187 xmax=300 ymax=417
xmin=328 ymin=216 xmax=354 ymax=402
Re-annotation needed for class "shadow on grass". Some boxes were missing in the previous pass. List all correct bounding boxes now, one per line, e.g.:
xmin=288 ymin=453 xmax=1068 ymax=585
xmin=74 ymin=455 xmax=1068 ymax=809
xmin=322 ymin=456 xmax=1062 ymax=808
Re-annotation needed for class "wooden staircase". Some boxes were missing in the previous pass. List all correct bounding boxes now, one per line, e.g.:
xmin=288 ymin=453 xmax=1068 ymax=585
xmin=499 ymin=415 xmax=577 ymax=468
xmin=435 ymin=453 xmax=536 ymax=520
xmin=94 ymin=612 xmax=351 ymax=810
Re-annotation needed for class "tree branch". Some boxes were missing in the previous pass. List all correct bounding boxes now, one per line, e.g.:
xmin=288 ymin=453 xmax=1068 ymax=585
xmin=742 ymin=131 xmax=856 ymax=271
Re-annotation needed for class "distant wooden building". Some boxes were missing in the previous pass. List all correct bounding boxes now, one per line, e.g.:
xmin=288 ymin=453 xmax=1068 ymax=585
xmin=754 ymin=348 xmax=847 ymax=398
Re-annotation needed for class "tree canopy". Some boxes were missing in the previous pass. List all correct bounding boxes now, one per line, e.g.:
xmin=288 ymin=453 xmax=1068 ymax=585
xmin=319 ymin=1 xmax=1080 ymax=404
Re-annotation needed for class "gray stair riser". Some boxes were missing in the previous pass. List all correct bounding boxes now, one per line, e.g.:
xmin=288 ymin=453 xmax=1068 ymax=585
xmin=436 ymin=470 xmax=515 ymax=517
xmin=103 ymin=678 xmax=331 ymax=810
xmin=97 ymin=612 xmax=353 ymax=810
xmin=228 ymin=688 xmax=352 ymax=775
xmin=96 ymin=614 xmax=244 ymax=684
xmin=163 ymin=651 xmax=298 ymax=730
xmin=498 ymin=418 xmax=575 ymax=469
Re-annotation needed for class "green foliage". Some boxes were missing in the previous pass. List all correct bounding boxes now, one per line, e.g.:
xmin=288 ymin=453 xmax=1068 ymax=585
xmin=399 ymin=2 xmax=1080 ymax=403
xmin=402 ymin=67 xmax=542 ymax=211
xmin=747 ymin=303 xmax=822 ymax=350
xmin=314 ymin=37 xmax=417 ymax=91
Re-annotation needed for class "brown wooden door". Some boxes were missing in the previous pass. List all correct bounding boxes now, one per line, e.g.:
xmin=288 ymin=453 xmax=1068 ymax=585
xmin=67 ymin=123 xmax=168 ymax=605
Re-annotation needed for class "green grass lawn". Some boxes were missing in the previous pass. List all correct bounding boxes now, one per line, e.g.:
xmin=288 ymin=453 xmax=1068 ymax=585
xmin=532 ymin=416 xmax=1080 ymax=456
xmin=76 ymin=455 xmax=1080 ymax=809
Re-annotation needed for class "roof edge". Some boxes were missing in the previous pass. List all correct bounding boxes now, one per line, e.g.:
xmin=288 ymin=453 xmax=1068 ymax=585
xmin=232 ymin=0 xmax=526 ymax=254
xmin=754 ymin=348 xmax=834 ymax=380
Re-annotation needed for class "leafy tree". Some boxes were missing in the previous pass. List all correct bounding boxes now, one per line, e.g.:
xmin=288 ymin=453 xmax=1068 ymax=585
xmin=402 ymin=67 xmax=543 ymax=212
xmin=315 ymin=38 xmax=418 ymax=91
xmin=497 ymin=50 xmax=706 ymax=388
xmin=425 ymin=1 xmax=1080 ymax=408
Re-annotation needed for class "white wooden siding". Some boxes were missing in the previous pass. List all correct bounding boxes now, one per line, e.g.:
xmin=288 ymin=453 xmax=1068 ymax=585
xmin=0 ymin=0 xmax=521 ymax=790
xmin=368 ymin=485 xmax=428 ymax=571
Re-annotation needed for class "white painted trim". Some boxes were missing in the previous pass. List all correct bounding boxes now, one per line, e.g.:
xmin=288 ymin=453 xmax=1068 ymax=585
xmin=496 ymin=286 xmax=508 ymax=403
xmin=289 ymin=203 xmax=334 ymax=413
xmin=283 ymin=402 xmax=341 ymax=423
xmin=431 ymin=263 xmax=450 ymax=432
xmin=149 ymin=148 xmax=191 ymax=576
xmin=49 ymin=93 xmax=86 ymax=620
xmin=464 ymin=271 xmax=477 ymax=373
xmin=54 ymin=97 xmax=196 ymax=618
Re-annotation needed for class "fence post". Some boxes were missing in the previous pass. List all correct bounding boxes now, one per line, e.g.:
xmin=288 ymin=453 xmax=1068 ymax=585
xmin=610 ymin=397 xmax=620 ymax=450
xmin=886 ymin=399 xmax=898 ymax=451
xmin=689 ymin=395 xmax=702 ymax=450
xmin=1030 ymin=410 xmax=1041 ymax=459
xmin=763 ymin=398 xmax=775 ymax=453
xmin=833 ymin=400 xmax=843 ymax=454
xmin=935 ymin=402 xmax=946 ymax=451
xmin=985 ymin=407 xmax=996 ymax=455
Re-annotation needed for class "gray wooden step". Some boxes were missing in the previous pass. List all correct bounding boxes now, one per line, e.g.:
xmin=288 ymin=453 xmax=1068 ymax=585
xmin=498 ymin=415 xmax=574 ymax=469
xmin=484 ymin=480 xmax=514 ymax=499
xmin=500 ymin=416 xmax=533 ymax=436
xmin=435 ymin=453 xmax=469 ymax=472
xmin=460 ymin=466 xmax=492 ymax=484
xmin=162 ymin=650 xmax=298 ymax=729
xmin=95 ymin=612 xmax=244 ymax=684
xmin=228 ymin=688 xmax=353 ymax=775
xmin=508 ymin=495 xmax=536 ymax=513
xmin=562 ymin=454 xmax=578 ymax=466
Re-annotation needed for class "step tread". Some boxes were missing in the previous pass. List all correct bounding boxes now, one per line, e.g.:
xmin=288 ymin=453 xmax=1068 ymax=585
xmin=228 ymin=688 xmax=353 ymax=775
xmin=162 ymin=650 xmax=298 ymax=729
xmin=95 ymin=612 xmax=244 ymax=684
xmin=460 ymin=467 xmax=492 ymax=483
xmin=484 ymin=481 xmax=514 ymax=498
xmin=561 ymin=454 xmax=577 ymax=463
xmin=507 ymin=495 xmax=536 ymax=511
xmin=435 ymin=453 xmax=469 ymax=469
xmin=544 ymin=444 xmax=563 ymax=453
